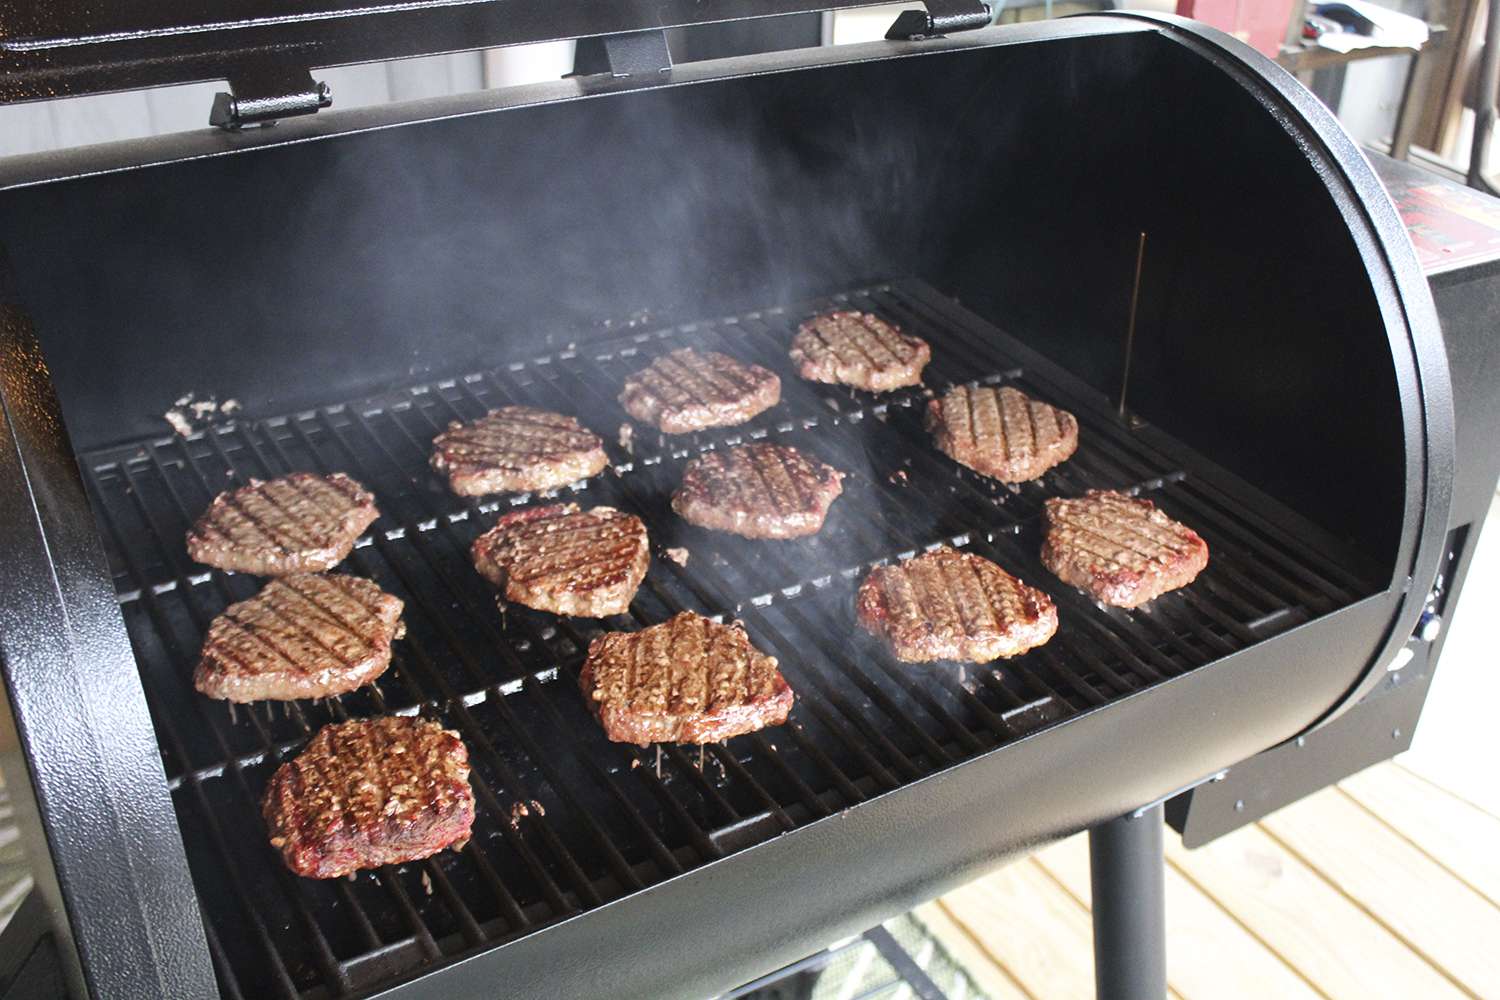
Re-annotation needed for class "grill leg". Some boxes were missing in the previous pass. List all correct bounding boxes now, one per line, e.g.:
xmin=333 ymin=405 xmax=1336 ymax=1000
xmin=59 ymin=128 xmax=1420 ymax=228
xmin=1088 ymin=803 xmax=1167 ymax=1000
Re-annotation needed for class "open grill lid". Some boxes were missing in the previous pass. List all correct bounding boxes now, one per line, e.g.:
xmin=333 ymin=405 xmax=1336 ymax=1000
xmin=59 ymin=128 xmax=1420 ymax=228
xmin=0 ymin=0 xmax=969 ymax=109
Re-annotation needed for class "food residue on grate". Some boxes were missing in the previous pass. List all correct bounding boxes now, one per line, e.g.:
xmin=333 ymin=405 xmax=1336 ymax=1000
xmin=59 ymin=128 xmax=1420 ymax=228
xmin=163 ymin=393 xmax=243 ymax=437
xmin=164 ymin=410 xmax=193 ymax=437
xmin=664 ymin=547 xmax=690 ymax=567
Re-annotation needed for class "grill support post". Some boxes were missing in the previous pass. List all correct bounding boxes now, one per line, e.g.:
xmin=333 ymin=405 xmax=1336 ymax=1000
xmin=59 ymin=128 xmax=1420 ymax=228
xmin=1089 ymin=803 xmax=1167 ymax=1000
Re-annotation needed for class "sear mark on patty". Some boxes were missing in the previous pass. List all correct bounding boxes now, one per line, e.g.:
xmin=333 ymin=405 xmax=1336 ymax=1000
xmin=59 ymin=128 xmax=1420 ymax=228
xmin=430 ymin=405 xmax=607 ymax=497
xmin=262 ymin=716 xmax=474 ymax=879
xmin=926 ymin=384 xmax=1078 ymax=483
xmin=194 ymin=574 xmax=405 ymax=703
xmin=672 ymin=443 xmax=844 ymax=539
xmin=579 ymin=611 xmax=794 ymax=746
xmin=1041 ymin=490 xmax=1209 ymax=608
xmin=186 ymin=472 xmax=379 ymax=576
xmin=471 ymin=503 xmax=649 ymax=618
xmin=789 ymin=310 xmax=931 ymax=392
xmin=618 ymin=347 xmax=780 ymax=434
xmin=856 ymin=547 xmax=1058 ymax=663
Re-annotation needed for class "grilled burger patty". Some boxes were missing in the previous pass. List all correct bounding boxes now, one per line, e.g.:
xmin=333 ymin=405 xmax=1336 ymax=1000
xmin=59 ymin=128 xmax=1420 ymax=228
xmin=672 ymin=443 xmax=844 ymax=539
xmin=262 ymin=716 xmax=474 ymax=879
xmin=1041 ymin=490 xmax=1209 ymax=608
xmin=194 ymin=574 xmax=406 ymax=703
xmin=471 ymin=504 xmax=649 ymax=618
xmin=579 ymin=611 xmax=794 ymax=746
xmin=187 ymin=472 xmax=379 ymax=576
xmin=789 ymin=310 xmax=931 ymax=392
xmin=430 ymin=406 xmax=608 ymax=496
xmin=926 ymin=384 xmax=1079 ymax=483
xmin=855 ymin=547 xmax=1058 ymax=663
xmin=618 ymin=347 xmax=780 ymax=434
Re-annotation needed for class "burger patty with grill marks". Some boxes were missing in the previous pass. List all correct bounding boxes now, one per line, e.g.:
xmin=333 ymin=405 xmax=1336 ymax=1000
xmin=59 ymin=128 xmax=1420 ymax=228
xmin=1041 ymin=490 xmax=1209 ymax=608
xmin=430 ymin=406 xmax=608 ymax=496
xmin=926 ymin=384 xmax=1078 ymax=483
xmin=856 ymin=547 xmax=1058 ymax=663
xmin=789 ymin=310 xmax=931 ymax=392
xmin=618 ymin=347 xmax=780 ymax=434
xmin=187 ymin=472 xmax=379 ymax=576
xmin=672 ymin=443 xmax=844 ymax=539
xmin=194 ymin=574 xmax=405 ymax=703
xmin=471 ymin=504 xmax=649 ymax=618
xmin=262 ymin=716 xmax=474 ymax=879
xmin=579 ymin=611 xmax=794 ymax=746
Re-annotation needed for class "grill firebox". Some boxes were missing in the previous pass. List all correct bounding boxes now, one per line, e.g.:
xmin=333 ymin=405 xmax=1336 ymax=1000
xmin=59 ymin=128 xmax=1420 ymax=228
xmin=82 ymin=278 xmax=1374 ymax=998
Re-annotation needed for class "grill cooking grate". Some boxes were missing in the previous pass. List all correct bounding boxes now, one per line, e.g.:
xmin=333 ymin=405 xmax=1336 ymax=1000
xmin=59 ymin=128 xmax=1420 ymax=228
xmin=80 ymin=278 xmax=1374 ymax=999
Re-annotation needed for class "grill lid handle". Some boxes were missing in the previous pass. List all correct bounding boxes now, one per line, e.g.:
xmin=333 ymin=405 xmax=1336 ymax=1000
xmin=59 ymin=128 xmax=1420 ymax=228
xmin=570 ymin=29 xmax=673 ymax=79
xmin=209 ymin=64 xmax=333 ymax=130
xmin=886 ymin=0 xmax=993 ymax=39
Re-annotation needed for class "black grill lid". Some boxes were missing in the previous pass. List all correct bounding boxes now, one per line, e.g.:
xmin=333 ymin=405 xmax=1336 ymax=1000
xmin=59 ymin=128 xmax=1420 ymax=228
xmin=0 ymin=0 xmax=905 ymax=104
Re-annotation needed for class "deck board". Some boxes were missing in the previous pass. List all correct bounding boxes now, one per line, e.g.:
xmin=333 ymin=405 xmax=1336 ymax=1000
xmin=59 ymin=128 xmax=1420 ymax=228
xmin=912 ymin=901 xmax=1032 ymax=1000
xmin=1261 ymin=784 xmax=1500 ymax=997
xmin=1034 ymin=836 xmax=1321 ymax=1000
xmin=1165 ymin=818 xmax=1464 ymax=999
xmin=938 ymin=858 xmax=1103 ymax=1000
xmin=1339 ymin=764 xmax=1500 ymax=907
xmin=922 ymin=760 xmax=1500 ymax=1000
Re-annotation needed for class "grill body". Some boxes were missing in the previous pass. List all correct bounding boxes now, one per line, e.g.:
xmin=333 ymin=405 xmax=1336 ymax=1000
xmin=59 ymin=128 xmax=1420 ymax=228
xmin=0 ymin=16 xmax=1464 ymax=1000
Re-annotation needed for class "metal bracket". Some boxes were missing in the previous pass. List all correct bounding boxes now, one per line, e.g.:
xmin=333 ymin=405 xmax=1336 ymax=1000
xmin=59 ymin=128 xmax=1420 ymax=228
xmin=571 ymin=29 xmax=672 ymax=78
xmin=886 ymin=0 xmax=992 ymax=40
xmin=210 ymin=65 xmax=331 ymax=130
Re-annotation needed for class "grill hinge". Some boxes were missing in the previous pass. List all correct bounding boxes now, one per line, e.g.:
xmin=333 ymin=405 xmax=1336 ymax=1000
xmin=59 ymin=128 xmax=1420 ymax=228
xmin=210 ymin=65 xmax=332 ymax=130
xmin=886 ymin=0 xmax=993 ymax=40
xmin=571 ymin=29 xmax=673 ymax=79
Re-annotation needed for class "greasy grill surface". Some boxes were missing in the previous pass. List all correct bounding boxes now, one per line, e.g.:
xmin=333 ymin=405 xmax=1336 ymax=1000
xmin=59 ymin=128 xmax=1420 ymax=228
xmin=789 ymin=310 xmax=931 ymax=391
xmin=855 ymin=547 xmax=1057 ymax=663
xmin=194 ymin=574 xmax=405 ymax=703
xmin=472 ymin=504 xmax=649 ymax=618
xmin=672 ymin=443 xmax=845 ymax=539
xmin=186 ymin=472 xmax=378 ymax=575
xmin=579 ymin=611 xmax=793 ymax=746
xmin=927 ymin=384 xmax=1079 ymax=483
xmin=82 ymin=279 xmax=1375 ymax=999
xmin=430 ymin=406 xmax=607 ymax=496
xmin=618 ymin=346 xmax=781 ymax=433
xmin=1042 ymin=490 xmax=1211 ymax=608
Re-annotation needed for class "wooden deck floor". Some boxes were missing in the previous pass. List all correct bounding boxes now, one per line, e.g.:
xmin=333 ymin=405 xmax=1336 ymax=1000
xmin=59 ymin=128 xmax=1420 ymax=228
xmin=918 ymin=760 xmax=1500 ymax=1000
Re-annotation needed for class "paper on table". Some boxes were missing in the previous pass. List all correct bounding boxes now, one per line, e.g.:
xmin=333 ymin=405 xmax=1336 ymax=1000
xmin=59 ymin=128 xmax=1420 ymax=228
xmin=1312 ymin=0 xmax=1429 ymax=51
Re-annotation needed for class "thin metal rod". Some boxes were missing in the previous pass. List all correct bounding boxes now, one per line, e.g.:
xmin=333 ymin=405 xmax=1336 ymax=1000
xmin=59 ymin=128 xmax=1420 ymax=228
xmin=1470 ymin=0 xmax=1500 ymax=192
xmin=1118 ymin=231 xmax=1147 ymax=419
xmin=1089 ymin=803 xmax=1166 ymax=1000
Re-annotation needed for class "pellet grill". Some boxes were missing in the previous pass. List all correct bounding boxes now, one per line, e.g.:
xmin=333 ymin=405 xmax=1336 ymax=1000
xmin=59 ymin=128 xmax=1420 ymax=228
xmin=0 ymin=2 xmax=1494 ymax=998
